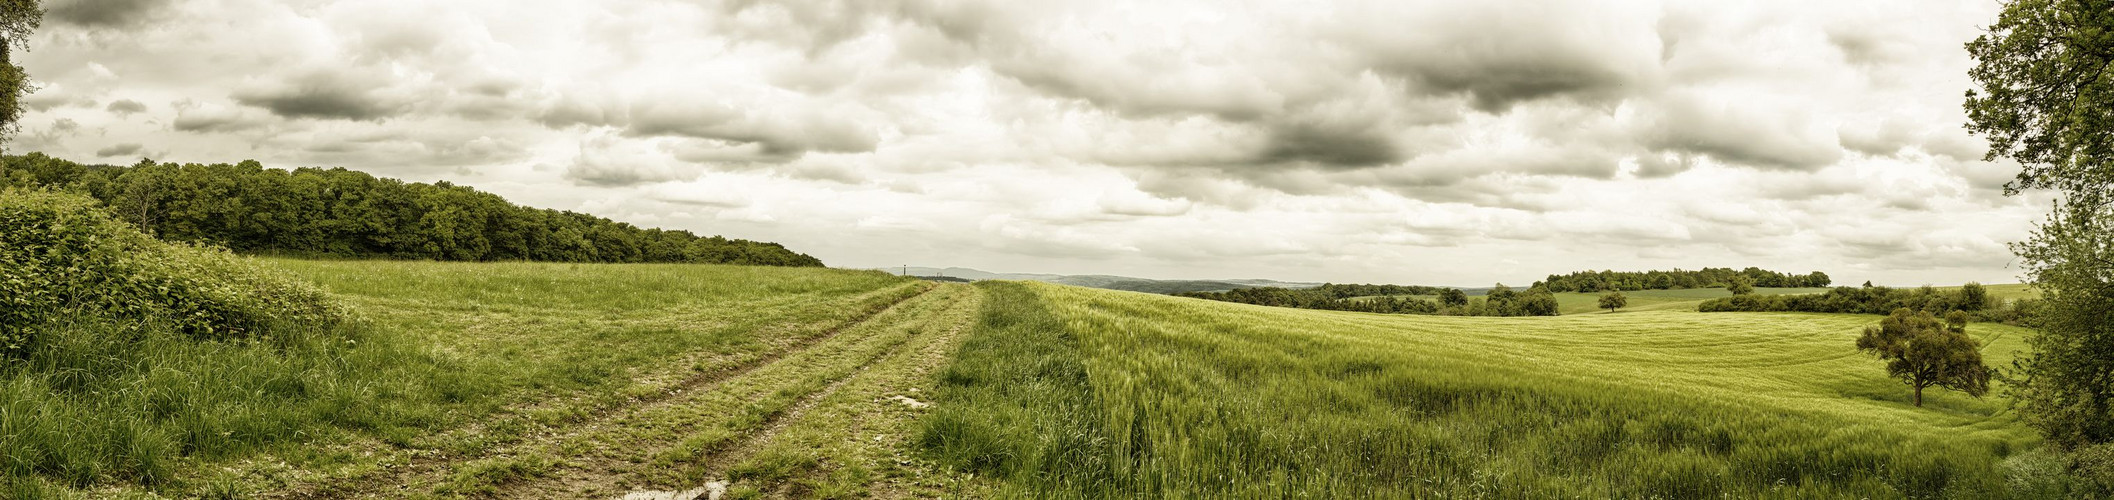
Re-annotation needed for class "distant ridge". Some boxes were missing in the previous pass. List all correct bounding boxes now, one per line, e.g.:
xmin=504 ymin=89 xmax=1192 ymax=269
xmin=876 ymin=267 xmax=1323 ymax=294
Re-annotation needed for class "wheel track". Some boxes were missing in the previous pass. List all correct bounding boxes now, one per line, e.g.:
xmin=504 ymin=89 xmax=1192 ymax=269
xmin=494 ymin=284 xmax=967 ymax=499
xmin=286 ymin=282 xmax=937 ymax=499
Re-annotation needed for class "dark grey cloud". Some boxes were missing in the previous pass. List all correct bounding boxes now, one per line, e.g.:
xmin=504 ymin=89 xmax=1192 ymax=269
xmin=232 ymin=70 xmax=407 ymax=121
xmin=46 ymin=0 xmax=172 ymax=27
xmin=1639 ymin=97 xmax=1842 ymax=171
xmin=104 ymin=99 xmax=148 ymax=116
xmin=94 ymin=143 xmax=144 ymax=157
xmin=171 ymin=101 xmax=269 ymax=133
xmin=1259 ymin=120 xmax=1401 ymax=168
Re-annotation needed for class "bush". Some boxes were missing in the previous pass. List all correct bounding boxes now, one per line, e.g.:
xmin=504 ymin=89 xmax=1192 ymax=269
xmin=0 ymin=189 xmax=345 ymax=358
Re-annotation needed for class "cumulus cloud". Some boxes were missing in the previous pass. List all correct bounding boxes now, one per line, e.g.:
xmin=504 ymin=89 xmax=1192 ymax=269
xmin=13 ymin=0 xmax=2042 ymax=285
xmin=105 ymin=99 xmax=148 ymax=116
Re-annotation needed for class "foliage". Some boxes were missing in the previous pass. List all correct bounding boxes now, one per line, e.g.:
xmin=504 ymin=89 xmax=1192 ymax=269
xmin=0 ymin=189 xmax=374 ymax=488
xmin=1697 ymin=283 xmax=2005 ymax=317
xmin=1536 ymin=267 xmax=1829 ymax=293
xmin=1964 ymin=0 xmax=2114 ymax=453
xmin=1855 ymin=309 xmax=1991 ymax=407
xmin=0 ymin=153 xmax=822 ymax=267
xmin=922 ymin=282 xmax=2039 ymax=497
xmin=2007 ymin=202 xmax=2114 ymax=449
xmin=1437 ymin=287 xmax=1469 ymax=307
xmin=1964 ymin=0 xmax=2114 ymax=197
xmin=1598 ymin=291 xmax=1628 ymax=312
xmin=0 ymin=0 xmax=36 ymax=140
xmin=1726 ymin=275 xmax=1755 ymax=296
xmin=1175 ymin=282 xmax=1558 ymax=317
xmin=0 ymin=190 xmax=346 ymax=357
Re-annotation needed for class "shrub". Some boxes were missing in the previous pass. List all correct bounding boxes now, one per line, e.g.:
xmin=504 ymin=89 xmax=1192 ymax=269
xmin=0 ymin=189 xmax=345 ymax=358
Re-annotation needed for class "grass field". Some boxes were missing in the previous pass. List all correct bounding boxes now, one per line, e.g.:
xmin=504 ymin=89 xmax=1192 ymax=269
xmin=925 ymin=282 xmax=2044 ymax=498
xmin=9 ymin=259 xmax=990 ymax=498
xmin=11 ymin=258 xmax=2063 ymax=498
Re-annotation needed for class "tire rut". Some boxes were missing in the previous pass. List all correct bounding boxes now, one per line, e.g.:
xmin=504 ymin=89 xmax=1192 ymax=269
xmin=289 ymin=282 xmax=937 ymax=499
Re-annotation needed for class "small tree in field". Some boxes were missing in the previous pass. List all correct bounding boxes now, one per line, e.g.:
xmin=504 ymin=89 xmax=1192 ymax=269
xmin=1727 ymin=275 xmax=1755 ymax=295
xmin=1855 ymin=308 xmax=1990 ymax=407
xmin=1437 ymin=288 xmax=1468 ymax=308
xmin=1598 ymin=291 xmax=1627 ymax=313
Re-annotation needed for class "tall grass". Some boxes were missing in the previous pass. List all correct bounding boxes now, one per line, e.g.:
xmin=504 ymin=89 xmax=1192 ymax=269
xmin=2 ymin=191 xmax=921 ymax=495
xmin=918 ymin=282 xmax=1118 ymax=496
xmin=924 ymin=282 xmax=2046 ymax=498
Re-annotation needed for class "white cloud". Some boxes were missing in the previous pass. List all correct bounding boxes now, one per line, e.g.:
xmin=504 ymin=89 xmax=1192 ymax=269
xmin=13 ymin=0 xmax=2048 ymax=286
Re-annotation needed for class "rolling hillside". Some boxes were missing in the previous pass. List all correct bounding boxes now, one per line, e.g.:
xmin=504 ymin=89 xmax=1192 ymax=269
xmin=923 ymin=282 xmax=2044 ymax=498
xmin=10 ymin=258 xmax=2057 ymax=498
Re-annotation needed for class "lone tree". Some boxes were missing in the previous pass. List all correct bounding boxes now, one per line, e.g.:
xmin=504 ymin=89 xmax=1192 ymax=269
xmin=1727 ymin=275 xmax=1755 ymax=296
xmin=1966 ymin=0 xmax=2114 ymax=448
xmin=1855 ymin=309 xmax=1990 ymax=407
xmin=1598 ymin=291 xmax=1627 ymax=313
xmin=1437 ymin=288 xmax=1469 ymax=308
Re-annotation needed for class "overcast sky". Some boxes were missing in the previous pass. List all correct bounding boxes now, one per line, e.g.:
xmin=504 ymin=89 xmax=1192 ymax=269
xmin=18 ymin=0 xmax=2052 ymax=286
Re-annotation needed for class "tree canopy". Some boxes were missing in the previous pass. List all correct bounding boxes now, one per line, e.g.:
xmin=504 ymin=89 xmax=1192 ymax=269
xmin=2 ymin=153 xmax=824 ymax=267
xmin=1966 ymin=0 xmax=2114 ymax=450
xmin=0 ymin=0 xmax=35 ymax=141
xmin=1855 ymin=309 xmax=1990 ymax=407
xmin=1598 ymin=292 xmax=1627 ymax=313
xmin=1535 ymin=267 xmax=1827 ymax=293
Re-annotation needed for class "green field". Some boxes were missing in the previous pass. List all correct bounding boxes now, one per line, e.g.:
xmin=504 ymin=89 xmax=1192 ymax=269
xmin=10 ymin=259 xmax=2066 ymax=498
xmin=922 ymin=282 xmax=2042 ymax=498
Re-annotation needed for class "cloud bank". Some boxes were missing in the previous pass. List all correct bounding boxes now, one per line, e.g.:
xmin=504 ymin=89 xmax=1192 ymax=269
xmin=15 ymin=0 xmax=2046 ymax=285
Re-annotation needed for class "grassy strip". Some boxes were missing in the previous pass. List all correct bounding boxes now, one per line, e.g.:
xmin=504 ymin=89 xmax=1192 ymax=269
xmin=437 ymin=284 xmax=968 ymax=498
xmin=916 ymin=281 xmax=1119 ymax=497
xmin=716 ymin=282 xmax=988 ymax=499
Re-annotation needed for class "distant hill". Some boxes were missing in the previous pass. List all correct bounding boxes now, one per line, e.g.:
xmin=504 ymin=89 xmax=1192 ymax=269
xmin=877 ymin=267 xmax=1322 ymax=294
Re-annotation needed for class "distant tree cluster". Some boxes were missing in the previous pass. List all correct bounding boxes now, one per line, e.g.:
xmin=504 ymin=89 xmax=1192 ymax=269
xmin=1536 ymin=267 xmax=1830 ymax=292
xmin=1697 ymin=283 xmax=2006 ymax=317
xmin=1175 ymin=283 xmax=1558 ymax=317
xmin=1 ymin=153 xmax=823 ymax=267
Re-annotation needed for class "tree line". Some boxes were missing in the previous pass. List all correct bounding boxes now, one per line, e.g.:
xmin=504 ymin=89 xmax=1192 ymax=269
xmin=1695 ymin=283 xmax=2032 ymax=322
xmin=1535 ymin=267 xmax=1830 ymax=292
xmin=0 ymin=153 xmax=823 ymax=267
xmin=1175 ymin=283 xmax=1559 ymax=317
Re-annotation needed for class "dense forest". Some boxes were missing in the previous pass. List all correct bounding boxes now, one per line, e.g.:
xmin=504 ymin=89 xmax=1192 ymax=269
xmin=1536 ymin=267 xmax=1830 ymax=292
xmin=0 ymin=153 xmax=823 ymax=266
xmin=1697 ymin=283 xmax=2032 ymax=323
xmin=1175 ymin=283 xmax=1559 ymax=317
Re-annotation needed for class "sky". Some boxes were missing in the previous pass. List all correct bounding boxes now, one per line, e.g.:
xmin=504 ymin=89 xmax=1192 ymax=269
xmin=16 ymin=0 xmax=2056 ymax=286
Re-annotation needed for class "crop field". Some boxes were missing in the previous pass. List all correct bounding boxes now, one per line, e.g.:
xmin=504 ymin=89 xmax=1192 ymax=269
xmin=924 ymin=282 xmax=2042 ymax=498
xmin=9 ymin=258 xmax=2057 ymax=499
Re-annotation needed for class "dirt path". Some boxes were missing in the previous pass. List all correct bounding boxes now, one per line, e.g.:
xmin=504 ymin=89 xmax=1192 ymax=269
xmin=282 ymin=283 xmax=942 ymax=499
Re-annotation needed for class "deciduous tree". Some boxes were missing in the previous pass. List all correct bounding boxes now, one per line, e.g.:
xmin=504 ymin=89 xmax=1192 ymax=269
xmin=1855 ymin=309 xmax=1991 ymax=407
xmin=1598 ymin=291 xmax=1627 ymax=313
xmin=1727 ymin=275 xmax=1755 ymax=296
xmin=1966 ymin=0 xmax=2114 ymax=449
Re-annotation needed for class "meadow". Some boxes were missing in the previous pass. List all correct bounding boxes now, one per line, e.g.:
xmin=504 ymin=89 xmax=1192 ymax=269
xmin=6 ymin=251 xmax=2065 ymax=498
xmin=924 ymin=282 xmax=2050 ymax=498
xmin=4 ymin=255 xmax=986 ymax=498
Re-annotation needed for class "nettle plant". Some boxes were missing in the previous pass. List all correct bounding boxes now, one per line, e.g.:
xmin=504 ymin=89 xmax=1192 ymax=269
xmin=0 ymin=189 xmax=347 ymax=357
